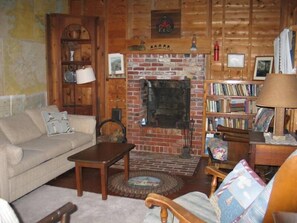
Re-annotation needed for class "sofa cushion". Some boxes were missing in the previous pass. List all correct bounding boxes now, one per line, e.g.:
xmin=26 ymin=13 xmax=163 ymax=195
xmin=8 ymin=149 xmax=48 ymax=177
xmin=25 ymin=105 xmax=59 ymax=134
xmin=210 ymin=159 xmax=266 ymax=223
xmin=41 ymin=111 xmax=74 ymax=136
xmin=0 ymin=128 xmax=10 ymax=145
xmin=0 ymin=113 xmax=42 ymax=144
xmin=49 ymin=132 xmax=93 ymax=149
xmin=143 ymin=192 xmax=219 ymax=223
xmin=18 ymin=135 xmax=73 ymax=160
xmin=4 ymin=144 xmax=23 ymax=165
xmin=68 ymin=114 xmax=96 ymax=135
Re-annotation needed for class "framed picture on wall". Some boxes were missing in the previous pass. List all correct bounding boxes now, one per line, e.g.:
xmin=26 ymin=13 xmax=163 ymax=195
xmin=108 ymin=53 xmax=125 ymax=78
xmin=227 ymin=54 xmax=245 ymax=68
xmin=253 ymin=56 xmax=274 ymax=80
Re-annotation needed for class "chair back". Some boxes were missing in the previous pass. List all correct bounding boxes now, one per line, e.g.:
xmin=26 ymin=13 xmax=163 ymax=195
xmin=263 ymin=153 xmax=297 ymax=222
xmin=253 ymin=108 xmax=274 ymax=132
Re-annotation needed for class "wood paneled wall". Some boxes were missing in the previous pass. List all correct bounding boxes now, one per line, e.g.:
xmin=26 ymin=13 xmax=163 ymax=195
xmin=210 ymin=0 xmax=281 ymax=80
xmin=69 ymin=0 xmax=296 ymax=131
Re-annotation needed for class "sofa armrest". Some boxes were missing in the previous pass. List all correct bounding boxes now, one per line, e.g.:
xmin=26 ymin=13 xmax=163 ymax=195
xmin=0 ymin=145 xmax=10 ymax=201
xmin=68 ymin=115 xmax=96 ymax=135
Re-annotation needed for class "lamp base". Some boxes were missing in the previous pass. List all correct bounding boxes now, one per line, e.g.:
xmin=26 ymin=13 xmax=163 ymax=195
xmin=272 ymin=134 xmax=286 ymax=141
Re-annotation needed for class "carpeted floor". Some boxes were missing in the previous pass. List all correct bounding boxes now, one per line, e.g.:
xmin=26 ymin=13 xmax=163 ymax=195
xmin=12 ymin=185 xmax=147 ymax=223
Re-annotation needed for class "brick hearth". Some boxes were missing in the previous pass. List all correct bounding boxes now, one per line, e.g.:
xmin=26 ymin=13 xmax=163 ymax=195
xmin=126 ymin=53 xmax=206 ymax=156
xmin=113 ymin=151 xmax=200 ymax=176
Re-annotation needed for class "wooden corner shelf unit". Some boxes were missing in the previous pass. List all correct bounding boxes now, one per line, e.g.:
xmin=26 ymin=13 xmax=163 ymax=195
xmin=46 ymin=13 xmax=104 ymax=117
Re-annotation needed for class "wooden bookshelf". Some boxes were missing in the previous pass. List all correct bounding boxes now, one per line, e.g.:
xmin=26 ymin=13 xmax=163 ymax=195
xmin=202 ymin=80 xmax=263 ymax=154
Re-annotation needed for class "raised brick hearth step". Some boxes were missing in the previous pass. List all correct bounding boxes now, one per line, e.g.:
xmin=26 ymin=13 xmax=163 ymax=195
xmin=113 ymin=151 xmax=200 ymax=176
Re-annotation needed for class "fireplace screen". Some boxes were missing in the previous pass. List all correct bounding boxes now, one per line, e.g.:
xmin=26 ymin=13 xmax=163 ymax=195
xmin=146 ymin=79 xmax=191 ymax=129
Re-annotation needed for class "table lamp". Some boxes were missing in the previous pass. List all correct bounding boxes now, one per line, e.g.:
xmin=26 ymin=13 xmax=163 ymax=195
xmin=76 ymin=67 xmax=96 ymax=84
xmin=72 ymin=67 xmax=96 ymax=114
xmin=256 ymin=73 xmax=297 ymax=140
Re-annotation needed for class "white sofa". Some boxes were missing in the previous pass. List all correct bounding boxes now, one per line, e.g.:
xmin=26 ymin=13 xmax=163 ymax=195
xmin=0 ymin=105 xmax=96 ymax=202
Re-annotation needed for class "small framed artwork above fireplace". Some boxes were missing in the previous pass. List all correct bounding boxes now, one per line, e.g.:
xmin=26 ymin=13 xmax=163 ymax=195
xmin=151 ymin=10 xmax=181 ymax=38
xmin=108 ymin=53 xmax=125 ymax=78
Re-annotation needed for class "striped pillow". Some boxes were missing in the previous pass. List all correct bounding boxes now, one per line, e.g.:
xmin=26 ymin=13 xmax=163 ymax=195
xmin=210 ymin=159 xmax=266 ymax=223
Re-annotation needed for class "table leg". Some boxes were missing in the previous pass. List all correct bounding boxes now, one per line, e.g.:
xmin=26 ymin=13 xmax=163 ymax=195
xmin=124 ymin=153 xmax=130 ymax=181
xmin=75 ymin=164 xmax=83 ymax=196
xmin=249 ymin=144 xmax=256 ymax=170
xmin=100 ymin=166 xmax=108 ymax=200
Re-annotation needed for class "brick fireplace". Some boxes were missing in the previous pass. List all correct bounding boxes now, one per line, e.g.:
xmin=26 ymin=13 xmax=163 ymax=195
xmin=126 ymin=53 xmax=206 ymax=156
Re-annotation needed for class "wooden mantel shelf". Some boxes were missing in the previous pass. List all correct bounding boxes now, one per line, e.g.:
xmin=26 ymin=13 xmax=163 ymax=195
xmin=122 ymin=37 xmax=211 ymax=54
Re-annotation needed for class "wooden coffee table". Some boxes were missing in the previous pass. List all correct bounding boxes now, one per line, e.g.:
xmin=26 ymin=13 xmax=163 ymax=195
xmin=67 ymin=142 xmax=135 ymax=200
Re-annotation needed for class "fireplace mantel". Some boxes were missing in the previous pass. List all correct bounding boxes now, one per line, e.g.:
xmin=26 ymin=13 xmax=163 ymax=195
xmin=123 ymin=37 xmax=211 ymax=54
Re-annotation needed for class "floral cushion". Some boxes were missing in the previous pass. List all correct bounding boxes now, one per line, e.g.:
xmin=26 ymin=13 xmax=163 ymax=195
xmin=208 ymin=137 xmax=228 ymax=161
xmin=42 ymin=111 xmax=74 ymax=136
xmin=210 ymin=159 xmax=266 ymax=223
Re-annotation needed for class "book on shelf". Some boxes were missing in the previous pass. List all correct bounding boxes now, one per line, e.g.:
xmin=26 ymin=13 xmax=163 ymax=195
xmin=210 ymin=83 xmax=261 ymax=96
xmin=206 ymin=117 xmax=249 ymax=131
xmin=206 ymin=99 xmax=257 ymax=114
xmin=205 ymin=133 xmax=214 ymax=154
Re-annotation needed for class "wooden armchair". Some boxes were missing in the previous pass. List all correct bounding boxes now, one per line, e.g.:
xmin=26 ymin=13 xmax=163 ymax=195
xmin=37 ymin=202 xmax=77 ymax=223
xmin=0 ymin=201 xmax=77 ymax=223
xmin=144 ymin=150 xmax=297 ymax=223
xmin=207 ymin=108 xmax=275 ymax=170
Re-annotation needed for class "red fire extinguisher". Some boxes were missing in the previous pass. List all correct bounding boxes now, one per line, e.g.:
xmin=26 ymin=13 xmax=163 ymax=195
xmin=214 ymin=41 xmax=219 ymax=61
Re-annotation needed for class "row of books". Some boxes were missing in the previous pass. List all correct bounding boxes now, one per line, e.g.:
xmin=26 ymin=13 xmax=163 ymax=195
xmin=206 ymin=117 xmax=249 ymax=131
xmin=209 ymin=83 xmax=261 ymax=96
xmin=206 ymin=99 xmax=258 ymax=114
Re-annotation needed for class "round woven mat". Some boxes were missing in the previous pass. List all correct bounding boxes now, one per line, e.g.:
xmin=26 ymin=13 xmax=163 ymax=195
xmin=108 ymin=170 xmax=184 ymax=199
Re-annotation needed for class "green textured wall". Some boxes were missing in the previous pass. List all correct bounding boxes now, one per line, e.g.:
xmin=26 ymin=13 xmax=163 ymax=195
xmin=0 ymin=0 xmax=68 ymax=96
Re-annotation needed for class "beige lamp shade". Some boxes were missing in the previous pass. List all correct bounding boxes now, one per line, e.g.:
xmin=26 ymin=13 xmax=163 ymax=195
xmin=76 ymin=67 xmax=96 ymax=84
xmin=256 ymin=73 xmax=297 ymax=139
xmin=256 ymin=73 xmax=297 ymax=108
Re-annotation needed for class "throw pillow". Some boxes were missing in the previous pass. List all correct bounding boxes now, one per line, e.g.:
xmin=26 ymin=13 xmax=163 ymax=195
xmin=236 ymin=149 xmax=297 ymax=222
xmin=210 ymin=159 xmax=266 ymax=223
xmin=4 ymin=144 xmax=23 ymax=165
xmin=208 ymin=137 xmax=228 ymax=161
xmin=41 ymin=111 xmax=74 ymax=136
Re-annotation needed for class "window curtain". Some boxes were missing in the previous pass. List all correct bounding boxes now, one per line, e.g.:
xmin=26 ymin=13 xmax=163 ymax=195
xmin=274 ymin=28 xmax=296 ymax=74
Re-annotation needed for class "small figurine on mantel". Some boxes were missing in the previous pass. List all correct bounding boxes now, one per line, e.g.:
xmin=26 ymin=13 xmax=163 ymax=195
xmin=190 ymin=34 xmax=197 ymax=51
xmin=128 ymin=38 xmax=146 ymax=51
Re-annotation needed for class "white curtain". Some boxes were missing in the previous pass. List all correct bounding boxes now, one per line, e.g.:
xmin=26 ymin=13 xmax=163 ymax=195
xmin=274 ymin=28 xmax=295 ymax=74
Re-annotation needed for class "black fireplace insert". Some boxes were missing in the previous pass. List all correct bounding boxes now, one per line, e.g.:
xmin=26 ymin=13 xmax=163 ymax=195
xmin=145 ymin=79 xmax=191 ymax=129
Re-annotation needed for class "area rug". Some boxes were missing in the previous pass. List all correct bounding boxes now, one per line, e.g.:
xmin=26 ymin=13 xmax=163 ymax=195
xmin=12 ymin=185 xmax=147 ymax=223
xmin=108 ymin=170 xmax=184 ymax=199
